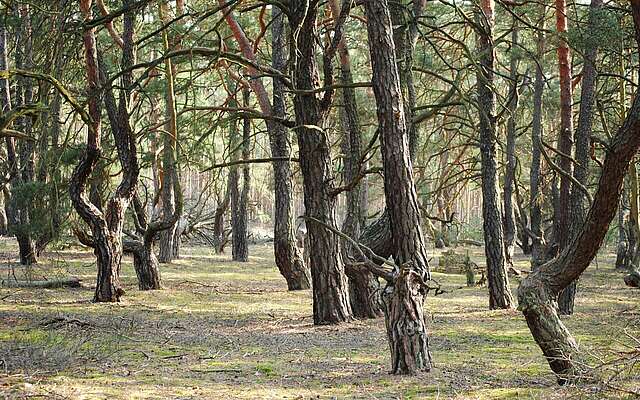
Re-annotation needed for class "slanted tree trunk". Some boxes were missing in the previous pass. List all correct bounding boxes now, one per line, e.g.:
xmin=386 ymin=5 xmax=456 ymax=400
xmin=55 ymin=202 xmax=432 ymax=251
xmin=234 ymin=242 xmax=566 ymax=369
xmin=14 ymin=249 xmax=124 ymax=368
xmin=503 ymin=19 xmax=519 ymax=266
xmin=329 ymin=0 xmax=381 ymax=319
xmin=530 ymin=3 xmax=546 ymax=268
xmin=364 ymin=0 xmax=433 ymax=374
xmin=288 ymin=1 xmax=352 ymax=324
xmin=475 ymin=0 xmax=515 ymax=309
xmin=220 ymin=3 xmax=309 ymax=289
xmin=519 ymin=5 xmax=640 ymax=382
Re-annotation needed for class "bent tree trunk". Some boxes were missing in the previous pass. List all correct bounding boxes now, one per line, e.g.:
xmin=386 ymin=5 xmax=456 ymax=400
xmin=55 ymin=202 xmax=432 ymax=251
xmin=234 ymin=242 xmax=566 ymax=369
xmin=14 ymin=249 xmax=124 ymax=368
xmin=364 ymin=0 xmax=433 ymax=374
xmin=519 ymin=4 xmax=640 ymax=381
xmin=476 ymin=0 xmax=515 ymax=309
xmin=70 ymin=0 xmax=139 ymax=302
xmin=289 ymin=1 xmax=352 ymax=324
xmin=221 ymin=4 xmax=309 ymax=288
xmin=269 ymin=8 xmax=310 ymax=289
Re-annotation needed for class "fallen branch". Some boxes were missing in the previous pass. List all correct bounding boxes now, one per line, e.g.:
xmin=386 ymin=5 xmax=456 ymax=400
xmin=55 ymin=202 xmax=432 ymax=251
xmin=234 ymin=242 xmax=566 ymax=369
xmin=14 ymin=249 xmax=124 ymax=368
xmin=1 ymin=277 xmax=81 ymax=289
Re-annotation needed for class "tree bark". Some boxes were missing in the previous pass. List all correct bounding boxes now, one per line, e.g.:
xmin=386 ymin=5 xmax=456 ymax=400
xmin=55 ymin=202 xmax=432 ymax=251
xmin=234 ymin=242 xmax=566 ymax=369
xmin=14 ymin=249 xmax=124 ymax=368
xmin=476 ymin=0 xmax=515 ymax=309
xmin=230 ymin=86 xmax=250 ymax=262
xmin=503 ymin=19 xmax=519 ymax=267
xmin=518 ymin=4 xmax=640 ymax=381
xmin=329 ymin=0 xmax=381 ymax=319
xmin=364 ymin=0 xmax=433 ymax=374
xmin=288 ymin=1 xmax=352 ymax=325
xmin=220 ymin=3 xmax=309 ymax=289
xmin=69 ymin=0 xmax=139 ymax=302
xmin=157 ymin=0 xmax=181 ymax=264
xmin=554 ymin=0 xmax=577 ymax=316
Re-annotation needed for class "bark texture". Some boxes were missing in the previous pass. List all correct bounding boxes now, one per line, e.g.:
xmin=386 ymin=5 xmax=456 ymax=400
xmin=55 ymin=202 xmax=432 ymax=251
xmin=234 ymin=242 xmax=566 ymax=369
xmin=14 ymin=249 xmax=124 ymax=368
xmin=364 ymin=0 xmax=433 ymax=374
xmin=289 ymin=1 xmax=352 ymax=324
xmin=518 ymin=5 xmax=640 ymax=381
xmin=476 ymin=0 xmax=515 ymax=309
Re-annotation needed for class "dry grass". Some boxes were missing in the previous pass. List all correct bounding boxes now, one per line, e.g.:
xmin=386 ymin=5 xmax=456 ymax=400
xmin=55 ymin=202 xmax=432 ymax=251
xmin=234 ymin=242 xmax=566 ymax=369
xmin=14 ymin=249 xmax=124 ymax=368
xmin=0 ymin=237 xmax=638 ymax=399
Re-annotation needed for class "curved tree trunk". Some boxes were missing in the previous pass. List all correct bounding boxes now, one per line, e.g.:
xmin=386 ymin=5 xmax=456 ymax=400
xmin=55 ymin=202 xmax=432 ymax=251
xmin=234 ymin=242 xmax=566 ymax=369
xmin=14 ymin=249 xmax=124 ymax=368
xmin=519 ymin=5 xmax=640 ymax=381
xmin=70 ymin=0 xmax=139 ymax=302
xmin=476 ymin=0 xmax=515 ymax=309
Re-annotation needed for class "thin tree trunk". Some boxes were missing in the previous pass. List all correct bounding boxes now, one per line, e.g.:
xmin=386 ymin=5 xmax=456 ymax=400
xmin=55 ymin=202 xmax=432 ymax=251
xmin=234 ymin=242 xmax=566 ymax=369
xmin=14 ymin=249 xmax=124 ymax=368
xmin=221 ymin=4 xmax=309 ymax=289
xmin=329 ymin=0 xmax=381 ymax=319
xmin=503 ymin=19 xmax=519 ymax=266
xmin=554 ymin=0 xmax=576 ymax=314
xmin=476 ymin=0 xmax=515 ymax=309
xmin=530 ymin=4 xmax=546 ymax=268
xmin=158 ymin=0 xmax=180 ymax=263
xmin=230 ymin=87 xmax=250 ymax=262
xmin=364 ymin=0 xmax=433 ymax=374
xmin=12 ymin=6 xmax=37 ymax=265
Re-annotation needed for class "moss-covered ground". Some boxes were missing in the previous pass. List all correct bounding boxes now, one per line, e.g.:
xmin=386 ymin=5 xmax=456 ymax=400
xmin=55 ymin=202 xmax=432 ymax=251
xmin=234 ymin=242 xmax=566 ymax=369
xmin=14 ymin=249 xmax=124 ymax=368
xmin=0 ymin=238 xmax=638 ymax=399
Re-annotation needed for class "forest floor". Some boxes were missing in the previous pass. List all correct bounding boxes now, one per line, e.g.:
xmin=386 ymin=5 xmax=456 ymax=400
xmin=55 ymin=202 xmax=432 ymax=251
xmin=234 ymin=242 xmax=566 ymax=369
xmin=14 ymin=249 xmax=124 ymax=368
xmin=0 ymin=238 xmax=638 ymax=399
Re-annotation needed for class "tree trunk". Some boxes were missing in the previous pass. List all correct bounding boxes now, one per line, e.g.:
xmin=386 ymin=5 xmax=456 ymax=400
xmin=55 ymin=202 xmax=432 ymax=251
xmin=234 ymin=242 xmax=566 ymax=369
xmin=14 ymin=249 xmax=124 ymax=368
xmin=554 ymin=0 xmax=576 ymax=315
xmin=530 ymin=3 xmax=546 ymax=268
xmin=157 ymin=0 xmax=180 ymax=264
xmin=12 ymin=6 xmax=37 ymax=266
xmin=503 ymin=20 xmax=519 ymax=266
xmin=289 ymin=1 xmax=352 ymax=325
xmin=229 ymin=86 xmax=250 ymax=262
xmin=212 ymin=177 xmax=231 ymax=254
xmin=70 ymin=0 xmax=139 ymax=302
xmin=221 ymin=4 xmax=309 ymax=288
xmin=364 ymin=0 xmax=433 ymax=374
xmin=518 ymin=6 xmax=640 ymax=381
xmin=476 ymin=0 xmax=515 ymax=309
xmin=329 ymin=0 xmax=381 ymax=318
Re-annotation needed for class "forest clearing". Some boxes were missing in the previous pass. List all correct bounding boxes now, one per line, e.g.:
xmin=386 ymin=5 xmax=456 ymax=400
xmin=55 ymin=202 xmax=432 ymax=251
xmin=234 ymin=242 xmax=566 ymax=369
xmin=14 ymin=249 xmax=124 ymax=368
xmin=2 ymin=0 xmax=640 ymax=398
xmin=1 ymin=240 xmax=638 ymax=399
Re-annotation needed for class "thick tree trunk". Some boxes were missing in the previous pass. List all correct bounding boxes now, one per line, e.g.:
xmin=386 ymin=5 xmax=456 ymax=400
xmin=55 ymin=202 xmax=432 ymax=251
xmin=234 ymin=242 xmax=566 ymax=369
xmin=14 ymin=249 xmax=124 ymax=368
xmin=289 ymin=2 xmax=352 ymax=325
xmin=125 ymin=239 xmax=161 ymax=291
xmin=519 ymin=6 xmax=640 ymax=380
xmin=364 ymin=0 xmax=433 ymax=374
xmin=530 ymin=4 xmax=546 ymax=268
xmin=70 ymin=0 xmax=139 ymax=302
xmin=476 ymin=0 xmax=515 ymax=309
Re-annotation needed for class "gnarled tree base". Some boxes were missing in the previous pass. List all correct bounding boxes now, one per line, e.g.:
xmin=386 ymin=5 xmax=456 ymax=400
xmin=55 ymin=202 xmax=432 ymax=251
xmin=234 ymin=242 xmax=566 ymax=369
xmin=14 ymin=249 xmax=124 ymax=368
xmin=382 ymin=267 xmax=432 ymax=375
